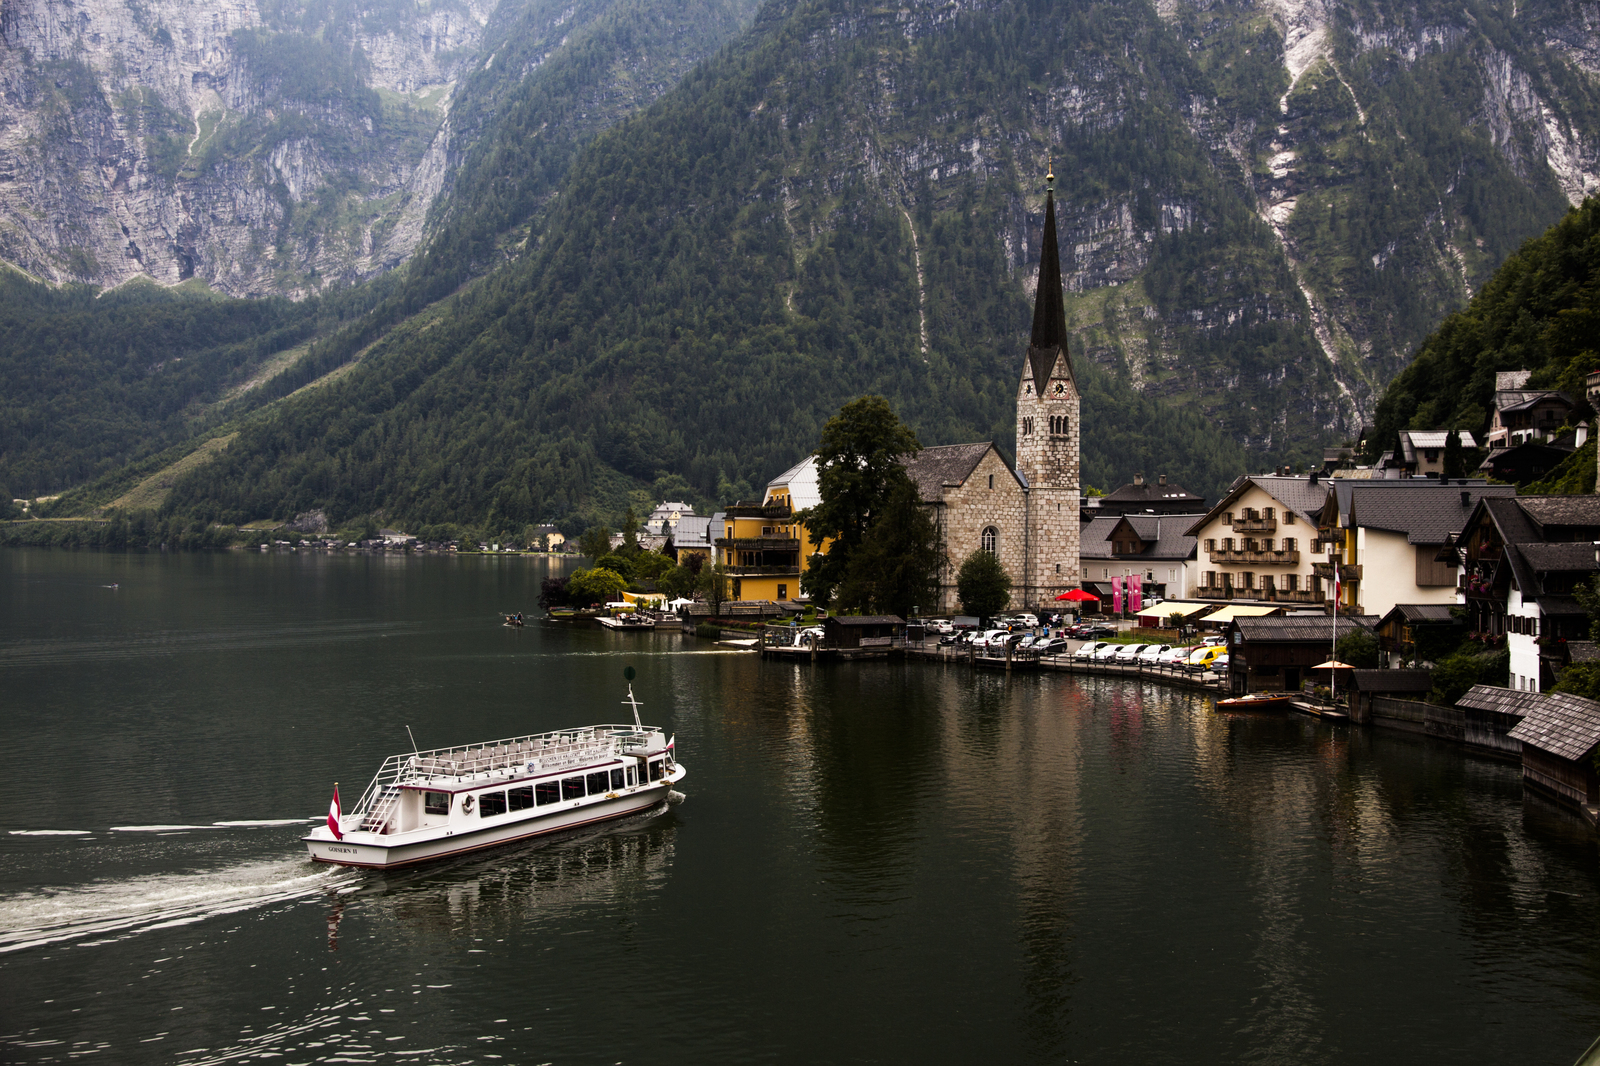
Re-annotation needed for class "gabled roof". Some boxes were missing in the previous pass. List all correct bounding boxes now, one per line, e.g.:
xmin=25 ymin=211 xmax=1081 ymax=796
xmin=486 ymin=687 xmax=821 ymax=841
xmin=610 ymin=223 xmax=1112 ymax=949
xmin=900 ymin=443 xmax=1017 ymax=503
xmin=1456 ymin=684 xmax=1536 ymax=717
xmin=1184 ymin=475 xmax=1329 ymax=537
xmin=1507 ymin=690 xmax=1600 ymax=761
xmin=1079 ymin=514 xmax=1202 ymax=561
xmin=1516 ymin=542 xmax=1600 ymax=572
xmin=1497 ymin=390 xmax=1575 ymax=414
xmin=1100 ymin=477 xmax=1205 ymax=507
xmin=1336 ymin=482 xmax=1515 ymax=544
xmin=1400 ymin=430 xmax=1477 ymax=451
xmin=1516 ymin=495 xmax=1600 ymax=533
xmin=1232 ymin=616 xmax=1377 ymax=642
xmin=1377 ymin=603 xmax=1460 ymax=627
xmin=674 ymin=515 xmax=713 ymax=548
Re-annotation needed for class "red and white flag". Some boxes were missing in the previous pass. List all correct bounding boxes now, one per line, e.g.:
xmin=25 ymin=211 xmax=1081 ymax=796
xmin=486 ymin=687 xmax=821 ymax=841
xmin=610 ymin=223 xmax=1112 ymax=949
xmin=327 ymin=784 xmax=343 ymax=840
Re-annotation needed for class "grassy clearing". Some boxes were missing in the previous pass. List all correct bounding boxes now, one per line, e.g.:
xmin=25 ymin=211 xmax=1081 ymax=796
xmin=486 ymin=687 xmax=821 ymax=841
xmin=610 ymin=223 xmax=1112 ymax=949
xmin=105 ymin=433 xmax=238 ymax=512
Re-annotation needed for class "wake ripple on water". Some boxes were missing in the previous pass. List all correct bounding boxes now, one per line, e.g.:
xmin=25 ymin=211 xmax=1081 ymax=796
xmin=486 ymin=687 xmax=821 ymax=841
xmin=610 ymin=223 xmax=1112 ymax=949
xmin=0 ymin=856 xmax=360 ymax=955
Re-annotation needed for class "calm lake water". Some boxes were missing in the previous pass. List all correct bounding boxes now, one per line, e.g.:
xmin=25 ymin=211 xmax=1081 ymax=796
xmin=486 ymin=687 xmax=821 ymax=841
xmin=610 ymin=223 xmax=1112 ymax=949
xmin=3 ymin=547 xmax=1600 ymax=1064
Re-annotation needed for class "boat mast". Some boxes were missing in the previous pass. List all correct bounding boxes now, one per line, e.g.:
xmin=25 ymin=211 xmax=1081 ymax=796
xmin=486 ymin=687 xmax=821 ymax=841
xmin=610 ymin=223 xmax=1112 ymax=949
xmin=623 ymin=684 xmax=643 ymax=731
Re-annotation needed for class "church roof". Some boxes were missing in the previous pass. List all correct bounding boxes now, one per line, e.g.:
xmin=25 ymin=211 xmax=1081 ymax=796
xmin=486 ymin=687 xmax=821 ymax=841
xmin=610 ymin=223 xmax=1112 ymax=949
xmin=1027 ymin=177 xmax=1073 ymax=390
xmin=900 ymin=443 xmax=1001 ymax=502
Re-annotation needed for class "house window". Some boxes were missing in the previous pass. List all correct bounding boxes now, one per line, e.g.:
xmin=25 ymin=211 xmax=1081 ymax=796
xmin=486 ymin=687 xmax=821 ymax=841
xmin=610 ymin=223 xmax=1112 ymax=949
xmin=777 ymin=583 xmax=787 ymax=600
xmin=1056 ymin=563 xmax=1061 ymax=573
xmin=981 ymin=527 xmax=998 ymax=555
xmin=1286 ymin=574 xmax=1299 ymax=591
xmin=1022 ymin=416 xmax=1034 ymax=435
xmin=1284 ymin=512 xmax=1295 ymax=525
xmin=1240 ymin=572 xmax=1254 ymax=589
xmin=1224 ymin=512 xmax=1233 ymax=525
xmin=988 ymin=474 xmax=994 ymax=489
xmin=1103 ymin=568 xmax=1110 ymax=579
xmin=1262 ymin=575 xmax=1275 ymax=592
xmin=1263 ymin=538 xmax=1274 ymax=552
xmin=1205 ymin=539 xmax=1215 ymax=551
xmin=1283 ymin=537 xmax=1296 ymax=552
xmin=1168 ymin=569 xmax=1176 ymax=582
xmin=1223 ymin=538 xmax=1234 ymax=551
xmin=1264 ymin=508 xmax=1275 ymax=520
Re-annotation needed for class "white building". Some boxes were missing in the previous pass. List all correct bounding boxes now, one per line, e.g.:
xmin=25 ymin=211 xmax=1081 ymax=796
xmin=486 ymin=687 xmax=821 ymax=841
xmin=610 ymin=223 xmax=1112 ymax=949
xmin=1183 ymin=474 xmax=1330 ymax=605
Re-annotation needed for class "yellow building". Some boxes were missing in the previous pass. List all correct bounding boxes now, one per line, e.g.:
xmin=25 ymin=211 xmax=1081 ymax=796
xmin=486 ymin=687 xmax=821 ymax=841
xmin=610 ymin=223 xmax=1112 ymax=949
xmin=713 ymin=456 xmax=828 ymax=603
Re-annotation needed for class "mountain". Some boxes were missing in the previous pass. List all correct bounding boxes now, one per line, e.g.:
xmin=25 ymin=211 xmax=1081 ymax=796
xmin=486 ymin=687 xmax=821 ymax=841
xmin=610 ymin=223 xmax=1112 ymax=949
xmin=1369 ymin=194 xmax=1600 ymax=448
xmin=0 ymin=0 xmax=758 ymax=297
xmin=7 ymin=0 xmax=1600 ymax=534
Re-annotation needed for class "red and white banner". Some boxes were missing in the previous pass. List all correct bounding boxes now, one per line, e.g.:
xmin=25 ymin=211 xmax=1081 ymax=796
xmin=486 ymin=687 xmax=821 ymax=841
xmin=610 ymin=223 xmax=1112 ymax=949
xmin=1130 ymin=574 xmax=1143 ymax=614
xmin=327 ymin=785 xmax=343 ymax=841
xmin=1112 ymin=575 xmax=1123 ymax=615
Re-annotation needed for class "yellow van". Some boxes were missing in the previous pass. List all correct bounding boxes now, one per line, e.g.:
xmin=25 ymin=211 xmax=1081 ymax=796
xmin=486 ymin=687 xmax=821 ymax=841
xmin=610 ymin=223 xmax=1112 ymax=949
xmin=1186 ymin=645 xmax=1228 ymax=672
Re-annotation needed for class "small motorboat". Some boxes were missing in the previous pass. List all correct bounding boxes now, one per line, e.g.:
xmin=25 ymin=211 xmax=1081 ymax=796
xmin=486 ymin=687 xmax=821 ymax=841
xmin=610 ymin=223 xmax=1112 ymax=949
xmin=503 ymin=613 xmax=525 ymax=627
xmin=1215 ymin=692 xmax=1293 ymax=712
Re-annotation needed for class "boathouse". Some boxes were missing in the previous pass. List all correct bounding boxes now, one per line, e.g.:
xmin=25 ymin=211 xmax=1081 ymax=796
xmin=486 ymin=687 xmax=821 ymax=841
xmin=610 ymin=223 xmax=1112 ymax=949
xmin=1224 ymin=615 xmax=1377 ymax=696
xmin=1454 ymin=684 xmax=1536 ymax=758
xmin=823 ymin=615 xmax=904 ymax=650
xmin=1506 ymin=690 xmax=1600 ymax=809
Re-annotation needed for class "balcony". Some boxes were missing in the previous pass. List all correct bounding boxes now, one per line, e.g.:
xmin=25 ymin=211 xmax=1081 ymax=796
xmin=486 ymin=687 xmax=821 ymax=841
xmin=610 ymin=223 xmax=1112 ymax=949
xmin=1208 ymin=549 xmax=1301 ymax=565
xmin=1194 ymin=586 xmax=1324 ymax=604
xmin=1312 ymin=562 xmax=1362 ymax=582
xmin=725 ymin=564 xmax=801 ymax=576
xmin=718 ymin=537 xmax=800 ymax=551
xmin=1230 ymin=517 xmax=1277 ymax=533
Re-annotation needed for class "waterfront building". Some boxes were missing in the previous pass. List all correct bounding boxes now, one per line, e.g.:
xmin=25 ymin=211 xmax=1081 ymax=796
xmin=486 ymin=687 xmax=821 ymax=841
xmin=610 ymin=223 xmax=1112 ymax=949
xmin=1224 ymin=614 xmax=1378 ymax=696
xmin=1454 ymin=495 xmax=1600 ymax=692
xmin=1184 ymin=474 xmax=1328 ymax=605
xmin=1374 ymin=603 xmax=1463 ymax=666
xmin=1505 ymin=690 xmax=1600 ymax=809
xmin=1316 ymin=478 xmax=1515 ymax=618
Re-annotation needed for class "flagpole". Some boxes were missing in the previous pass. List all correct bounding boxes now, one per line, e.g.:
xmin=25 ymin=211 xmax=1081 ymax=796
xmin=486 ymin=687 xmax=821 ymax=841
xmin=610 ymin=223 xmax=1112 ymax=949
xmin=1330 ymin=550 xmax=1338 ymax=705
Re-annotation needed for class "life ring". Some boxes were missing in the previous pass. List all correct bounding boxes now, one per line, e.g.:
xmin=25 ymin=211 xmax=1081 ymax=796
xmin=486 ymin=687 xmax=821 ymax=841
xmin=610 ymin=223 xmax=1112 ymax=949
xmin=461 ymin=794 xmax=474 ymax=813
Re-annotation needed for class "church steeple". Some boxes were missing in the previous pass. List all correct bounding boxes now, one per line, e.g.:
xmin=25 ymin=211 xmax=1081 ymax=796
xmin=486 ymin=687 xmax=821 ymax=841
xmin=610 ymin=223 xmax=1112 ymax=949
xmin=1027 ymin=164 xmax=1071 ymax=391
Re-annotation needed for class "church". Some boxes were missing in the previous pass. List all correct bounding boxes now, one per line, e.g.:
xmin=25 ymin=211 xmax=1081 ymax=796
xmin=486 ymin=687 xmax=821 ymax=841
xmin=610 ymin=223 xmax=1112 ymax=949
xmin=750 ymin=168 xmax=1082 ymax=614
xmin=899 ymin=167 xmax=1082 ymax=613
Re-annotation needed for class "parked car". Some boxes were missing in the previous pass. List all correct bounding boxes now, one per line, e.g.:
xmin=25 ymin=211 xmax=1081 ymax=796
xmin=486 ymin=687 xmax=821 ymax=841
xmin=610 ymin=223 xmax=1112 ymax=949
xmin=929 ymin=619 xmax=954 ymax=635
xmin=972 ymin=629 xmax=1013 ymax=649
xmin=1075 ymin=624 xmax=1116 ymax=639
xmin=1093 ymin=643 xmax=1126 ymax=661
xmin=1034 ymin=638 xmax=1070 ymax=657
xmin=1074 ymin=641 xmax=1110 ymax=660
xmin=1136 ymin=644 xmax=1171 ymax=663
xmin=1156 ymin=646 xmax=1193 ymax=665
xmin=1113 ymin=643 xmax=1149 ymax=661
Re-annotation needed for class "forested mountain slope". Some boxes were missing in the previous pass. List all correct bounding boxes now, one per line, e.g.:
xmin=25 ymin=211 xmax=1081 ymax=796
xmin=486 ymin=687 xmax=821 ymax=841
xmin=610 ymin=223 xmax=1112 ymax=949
xmin=0 ymin=0 xmax=758 ymax=296
xmin=1370 ymin=194 xmax=1600 ymax=445
xmin=149 ymin=0 xmax=1600 ymax=532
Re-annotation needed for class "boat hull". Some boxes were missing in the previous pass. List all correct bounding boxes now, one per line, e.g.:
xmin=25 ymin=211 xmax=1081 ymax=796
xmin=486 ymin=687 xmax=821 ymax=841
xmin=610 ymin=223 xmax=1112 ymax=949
xmin=303 ymin=768 xmax=684 ymax=869
xmin=1215 ymin=694 xmax=1293 ymax=713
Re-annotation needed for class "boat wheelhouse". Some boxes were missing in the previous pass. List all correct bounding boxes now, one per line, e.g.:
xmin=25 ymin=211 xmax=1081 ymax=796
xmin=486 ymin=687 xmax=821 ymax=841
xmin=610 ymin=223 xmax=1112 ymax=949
xmin=303 ymin=692 xmax=683 ymax=869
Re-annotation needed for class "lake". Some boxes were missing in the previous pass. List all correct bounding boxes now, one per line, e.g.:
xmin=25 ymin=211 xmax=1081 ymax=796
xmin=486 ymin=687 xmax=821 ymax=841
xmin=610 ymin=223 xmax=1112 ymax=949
xmin=3 ymin=547 xmax=1599 ymax=1064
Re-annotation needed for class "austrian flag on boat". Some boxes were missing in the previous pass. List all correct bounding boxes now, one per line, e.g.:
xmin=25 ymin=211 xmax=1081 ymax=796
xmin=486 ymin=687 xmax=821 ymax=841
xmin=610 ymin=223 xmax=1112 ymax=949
xmin=327 ymin=784 xmax=343 ymax=841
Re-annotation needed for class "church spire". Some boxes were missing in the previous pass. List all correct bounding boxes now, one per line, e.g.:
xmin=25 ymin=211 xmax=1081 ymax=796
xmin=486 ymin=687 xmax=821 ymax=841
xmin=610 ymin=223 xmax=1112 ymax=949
xmin=1027 ymin=163 xmax=1071 ymax=389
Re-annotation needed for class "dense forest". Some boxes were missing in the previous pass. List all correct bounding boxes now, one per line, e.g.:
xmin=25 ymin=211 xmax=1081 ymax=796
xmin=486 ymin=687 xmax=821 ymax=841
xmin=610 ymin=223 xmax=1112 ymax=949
xmin=1369 ymin=196 xmax=1600 ymax=448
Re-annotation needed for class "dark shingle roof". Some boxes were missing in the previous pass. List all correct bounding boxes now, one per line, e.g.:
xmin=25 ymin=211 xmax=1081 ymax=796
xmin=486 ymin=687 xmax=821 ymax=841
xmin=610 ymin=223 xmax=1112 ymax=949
xmin=1568 ymin=642 xmax=1600 ymax=664
xmin=1100 ymin=479 xmax=1205 ymax=506
xmin=1456 ymin=685 xmax=1536 ymax=717
xmin=1079 ymin=514 xmax=1202 ymax=561
xmin=1351 ymin=669 xmax=1433 ymax=693
xmin=1027 ymin=184 xmax=1073 ymax=389
xmin=1344 ymin=483 xmax=1516 ymax=543
xmin=1233 ymin=616 xmax=1377 ymax=642
xmin=1517 ymin=543 xmax=1600 ymax=571
xmin=900 ymin=444 xmax=996 ymax=503
xmin=1497 ymin=390 xmax=1575 ymax=413
xmin=1186 ymin=475 xmax=1330 ymax=537
xmin=1517 ymin=495 xmax=1600 ymax=531
xmin=1507 ymin=690 xmax=1600 ymax=761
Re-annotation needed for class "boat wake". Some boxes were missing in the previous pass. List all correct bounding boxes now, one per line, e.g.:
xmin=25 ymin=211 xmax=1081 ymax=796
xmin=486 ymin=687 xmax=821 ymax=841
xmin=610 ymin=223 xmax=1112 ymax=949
xmin=0 ymin=856 xmax=360 ymax=955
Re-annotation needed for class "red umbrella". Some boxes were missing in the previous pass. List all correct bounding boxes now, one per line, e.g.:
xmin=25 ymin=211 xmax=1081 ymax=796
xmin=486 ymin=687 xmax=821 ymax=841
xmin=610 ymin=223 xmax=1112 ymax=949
xmin=1056 ymin=589 xmax=1099 ymax=601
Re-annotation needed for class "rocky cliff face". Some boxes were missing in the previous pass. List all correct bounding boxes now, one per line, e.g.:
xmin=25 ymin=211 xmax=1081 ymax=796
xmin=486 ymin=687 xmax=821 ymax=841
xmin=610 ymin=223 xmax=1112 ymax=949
xmin=0 ymin=0 xmax=498 ymax=296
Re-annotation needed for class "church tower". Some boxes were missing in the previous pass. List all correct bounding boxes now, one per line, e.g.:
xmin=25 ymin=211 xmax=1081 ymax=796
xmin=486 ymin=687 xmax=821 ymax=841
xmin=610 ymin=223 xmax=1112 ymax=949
xmin=1014 ymin=166 xmax=1081 ymax=605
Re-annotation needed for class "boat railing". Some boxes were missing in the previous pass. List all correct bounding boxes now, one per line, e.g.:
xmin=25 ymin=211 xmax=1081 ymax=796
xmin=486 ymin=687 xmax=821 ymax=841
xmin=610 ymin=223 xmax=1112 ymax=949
xmin=349 ymin=724 xmax=654 ymax=818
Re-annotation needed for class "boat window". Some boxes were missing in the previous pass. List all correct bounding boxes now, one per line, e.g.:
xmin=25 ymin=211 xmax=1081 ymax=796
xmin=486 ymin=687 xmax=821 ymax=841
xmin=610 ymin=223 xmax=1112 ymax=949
xmin=611 ymin=768 xmax=625 ymax=790
xmin=627 ymin=765 xmax=637 ymax=787
xmin=508 ymin=785 xmax=533 ymax=811
xmin=562 ymin=776 xmax=585 ymax=800
xmin=424 ymin=791 xmax=449 ymax=815
xmin=650 ymin=759 xmax=664 ymax=782
xmin=535 ymin=781 xmax=560 ymax=806
xmin=587 ymin=771 xmax=611 ymax=795
xmin=479 ymin=791 xmax=507 ymax=817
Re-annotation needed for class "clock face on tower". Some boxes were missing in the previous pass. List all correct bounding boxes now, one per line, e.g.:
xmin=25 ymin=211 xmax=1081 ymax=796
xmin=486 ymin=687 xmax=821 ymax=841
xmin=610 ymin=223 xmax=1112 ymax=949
xmin=1053 ymin=381 xmax=1066 ymax=396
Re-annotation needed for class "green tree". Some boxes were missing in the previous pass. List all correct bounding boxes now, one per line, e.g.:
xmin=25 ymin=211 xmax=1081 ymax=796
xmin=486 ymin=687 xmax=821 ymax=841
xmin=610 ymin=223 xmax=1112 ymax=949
xmin=578 ymin=525 xmax=613 ymax=560
xmin=1552 ymin=661 xmax=1600 ymax=701
xmin=801 ymin=396 xmax=922 ymax=607
xmin=567 ymin=566 xmax=627 ymax=602
xmin=1442 ymin=429 xmax=1467 ymax=480
xmin=956 ymin=549 xmax=1011 ymax=619
xmin=699 ymin=561 xmax=730 ymax=615
xmin=621 ymin=507 xmax=640 ymax=554
xmin=1334 ymin=630 xmax=1381 ymax=669
xmin=657 ymin=565 xmax=697 ymax=599
xmin=833 ymin=478 xmax=940 ymax=617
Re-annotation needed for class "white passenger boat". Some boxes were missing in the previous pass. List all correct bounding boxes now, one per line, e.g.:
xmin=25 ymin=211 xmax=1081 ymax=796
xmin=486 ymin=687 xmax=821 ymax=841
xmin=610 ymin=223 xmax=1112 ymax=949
xmin=303 ymin=686 xmax=684 ymax=868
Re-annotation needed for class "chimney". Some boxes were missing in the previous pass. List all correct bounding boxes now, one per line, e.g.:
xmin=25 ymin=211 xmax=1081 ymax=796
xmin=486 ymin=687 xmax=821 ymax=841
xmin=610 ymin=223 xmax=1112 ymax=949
xmin=1134 ymin=472 xmax=1144 ymax=487
xmin=1461 ymin=490 xmax=1470 ymax=507
xmin=1310 ymin=470 xmax=1320 ymax=485
xmin=1158 ymin=473 xmax=1167 ymax=486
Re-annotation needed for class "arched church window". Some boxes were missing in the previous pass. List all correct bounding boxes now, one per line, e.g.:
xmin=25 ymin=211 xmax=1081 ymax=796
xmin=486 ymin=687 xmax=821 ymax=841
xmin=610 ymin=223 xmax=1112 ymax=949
xmin=981 ymin=527 xmax=998 ymax=555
